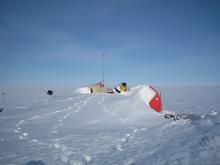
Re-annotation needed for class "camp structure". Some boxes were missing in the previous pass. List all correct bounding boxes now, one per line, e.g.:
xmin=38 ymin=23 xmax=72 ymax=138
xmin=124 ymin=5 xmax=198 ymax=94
xmin=114 ymin=82 xmax=128 ymax=93
xmin=89 ymin=82 xmax=113 ymax=94
xmin=75 ymin=82 xmax=162 ymax=114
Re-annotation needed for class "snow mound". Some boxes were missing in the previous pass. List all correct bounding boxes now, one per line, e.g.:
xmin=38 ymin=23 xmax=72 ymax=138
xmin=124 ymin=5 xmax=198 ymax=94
xmin=74 ymin=87 xmax=91 ymax=94
xmin=95 ymin=85 xmax=166 ymax=127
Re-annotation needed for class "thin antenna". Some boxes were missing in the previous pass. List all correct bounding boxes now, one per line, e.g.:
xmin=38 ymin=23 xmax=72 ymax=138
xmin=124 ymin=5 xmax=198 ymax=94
xmin=102 ymin=54 xmax=105 ymax=85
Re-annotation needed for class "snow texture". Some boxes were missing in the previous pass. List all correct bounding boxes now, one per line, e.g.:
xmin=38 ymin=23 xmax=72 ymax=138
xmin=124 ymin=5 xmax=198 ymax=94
xmin=0 ymin=85 xmax=220 ymax=165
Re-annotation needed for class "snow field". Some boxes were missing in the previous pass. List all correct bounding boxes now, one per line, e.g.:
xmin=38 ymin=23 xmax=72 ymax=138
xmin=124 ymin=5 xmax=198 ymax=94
xmin=0 ymin=85 xmax=219 ymax=165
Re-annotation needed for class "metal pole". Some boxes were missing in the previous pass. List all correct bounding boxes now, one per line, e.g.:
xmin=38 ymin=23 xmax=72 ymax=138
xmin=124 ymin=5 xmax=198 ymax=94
xmin=102 ymin=54 xmax=105 ymax=85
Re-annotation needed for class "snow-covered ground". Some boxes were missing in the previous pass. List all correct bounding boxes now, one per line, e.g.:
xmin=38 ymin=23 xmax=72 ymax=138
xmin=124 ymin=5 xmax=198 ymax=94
xmin=0 ymin=85 xmax=219 ymax=165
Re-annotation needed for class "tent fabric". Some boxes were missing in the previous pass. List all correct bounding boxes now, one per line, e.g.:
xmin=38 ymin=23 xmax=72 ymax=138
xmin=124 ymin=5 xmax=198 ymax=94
xmin=90 ymin=82 xmax=114 ymax=93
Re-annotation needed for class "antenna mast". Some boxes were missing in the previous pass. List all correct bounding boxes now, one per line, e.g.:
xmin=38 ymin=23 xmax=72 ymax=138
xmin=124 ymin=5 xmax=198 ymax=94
xmin=102 ymin=54 xmax=105 ymax=85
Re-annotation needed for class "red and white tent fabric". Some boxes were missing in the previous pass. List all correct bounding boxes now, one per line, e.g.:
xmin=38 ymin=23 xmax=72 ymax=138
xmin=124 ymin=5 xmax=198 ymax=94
xmin=138 ymin=85 xmax=162 ymax=113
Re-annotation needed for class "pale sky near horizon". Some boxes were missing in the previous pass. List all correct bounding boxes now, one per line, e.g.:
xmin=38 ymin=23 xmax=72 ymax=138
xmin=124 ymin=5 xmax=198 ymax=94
xmin=0 ymin=0 xmax=220 ymax=85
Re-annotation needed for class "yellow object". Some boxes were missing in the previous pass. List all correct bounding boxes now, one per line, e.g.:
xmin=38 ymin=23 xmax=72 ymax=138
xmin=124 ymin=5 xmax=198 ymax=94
xmin=119 ymin=83 xmax=127 ymax=92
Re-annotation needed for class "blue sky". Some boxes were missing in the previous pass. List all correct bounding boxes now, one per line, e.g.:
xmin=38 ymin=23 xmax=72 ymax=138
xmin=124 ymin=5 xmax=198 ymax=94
xmin=0 ymin=0 xmax=220 ymax=85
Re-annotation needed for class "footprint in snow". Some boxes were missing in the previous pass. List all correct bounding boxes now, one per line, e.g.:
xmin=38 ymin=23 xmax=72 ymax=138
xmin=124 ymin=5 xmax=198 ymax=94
xmin=23 ymin=132 xmax=28 ymax=137
xmin=124 ymin=159 xmax=136 ymax=165
xmin=82 ymin=101 xmax=87 ymax=106
xmin=201 ymin=115 xmax=206 ymax=119
xmin=132 ymin=129 xmax=139 ymax=134
xmin=18 ymin=120 xmax=25 ymax=125
xmin=75 ymin=108 xmax=80 ymax=112
xmin=32 ymin=139 xmax=38 ymax=143
xmin=126 ymin=133 xmax=131 ymax=137
xmin=52 ymin=142 xmax=76 ymax=164
xmin=29 ymin=116 xmax=40 ymax=120
xmin=18 ymin=135 xmax=26 ymax=140
xmin=116 ymin=144 xmax=124 ymax=151
xmin=52 ymin=130 xmax=58 ymax=134
xmin=61 ymin=155 xmax=68 ymax=163
xmin=83 ymin=155 xmax=93 ymax=163
xmin=120 ymin=137 xmax=128 ymax=143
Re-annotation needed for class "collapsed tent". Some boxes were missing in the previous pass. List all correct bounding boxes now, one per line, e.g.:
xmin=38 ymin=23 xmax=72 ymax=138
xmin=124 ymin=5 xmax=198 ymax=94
xmin=137 ymin=85 xmax=162 ymax=113
xmin=149 ymin=86 xmax=162 ymax=113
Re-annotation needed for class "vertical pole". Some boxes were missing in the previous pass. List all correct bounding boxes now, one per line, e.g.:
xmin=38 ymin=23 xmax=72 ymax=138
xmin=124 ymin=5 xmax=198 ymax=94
xmin=102 ymin=54 xmax=105 ymax=86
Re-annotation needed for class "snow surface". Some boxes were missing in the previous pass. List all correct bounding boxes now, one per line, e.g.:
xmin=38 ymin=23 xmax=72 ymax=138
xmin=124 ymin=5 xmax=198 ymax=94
xmin=0 ymin=85 xmax=220 ymax=165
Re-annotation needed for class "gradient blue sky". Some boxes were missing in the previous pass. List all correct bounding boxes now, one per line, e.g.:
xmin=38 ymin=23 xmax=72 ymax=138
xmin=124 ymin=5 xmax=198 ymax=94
xmin=0 ymin=0 xmax=220 ymax=85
